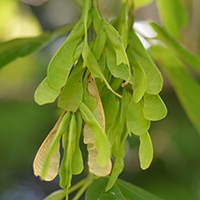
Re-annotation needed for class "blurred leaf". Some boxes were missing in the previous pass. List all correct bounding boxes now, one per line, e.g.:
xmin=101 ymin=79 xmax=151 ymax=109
xmin=139 ymin=132 xmax=153 ymax=170
xmin=0 ymin=33 xmax=53 ymax=69
xmin=86 ymin=177 xmax=164 ymax=200
xmin=150 ymin=22 xmax=200 ymax=75
xmin=150 ymin=45 xmax=200 ymax=134
xmin=44 ymin=189 xmax=65 ymax=200
xmin=156 ymin=0 xmax=187 ymax=38
xmin=134 ymin=0 xmax=154 ymax=10
xmin=0 ymin=22 xmax=76 ymax=70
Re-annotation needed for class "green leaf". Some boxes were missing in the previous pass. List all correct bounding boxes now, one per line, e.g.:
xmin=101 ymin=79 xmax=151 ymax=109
xmin=106 ymin=43 xmax=133 ymax=84
xmin=156 ymin=0 xmax=187 ymax=38
xmin=130 ymin=30 xmax=163 ymax=94
xmin=34 ymin=77 xmax=60 ymax=105
xmin=58 ymin=59 xmax=85 ymax=112
xmin=150 ymin=22 xmax=200 ymax=75
xmin=93 ymin=24 xmax=107 ymax=60
xmin=103 ymin=20 xmax=131 ymax=86
xmin=150 ymin=45 xmax=200 ymax=134
xmin=126 ymin=99 xmax=150 ymax=136
xmin=59 ymin=113 xmax=76 ymax=192
xmin=0 ymin=22 xmax=76 ymax=69
xmin=106 ymin=130 xmax=128 ymax=191
xmin=118 ymin=3 xmax=128 ymax=48
xmin=0 ymin=33 xmax=53 ymax=69
xmin=127 ymin=45 xmax=147 ymax=103
xmin=134 ymin=0 xmax=154 ymax=10
xmin=86 ymin=177 xmax=164 ymax=200
xmin=83 ymin=45 xmax=122 ymax=98
xmin=44 ymin=189 xmax=65 ymax=200
xmin=139 ymin=132 xmax=153 ymax=170
xmin=47 ymin=38 xmax=81 ymax=90
xmin=143 ymin=93 xmax=167 ymax=121
xmin=71 ymin=111 xmax=84 ymax=175
xmin=79 ymin=102 xmax=111 ymax=167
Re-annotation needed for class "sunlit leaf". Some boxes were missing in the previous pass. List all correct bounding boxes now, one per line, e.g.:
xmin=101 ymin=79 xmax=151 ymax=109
xmin=150 ymin=45 xmax=200 ymax=134
xmin=130 ymin=30 xmax=163 ymax=94
xmin=156 ymin=0 xmax=187 ymax=38
xmin=139 ymin=132 xmax=153 ymax=170
xmin=143 ymin=93 xmax=167 ymax=121
xmin=150 ymin=22 xmax=200 ymax=75
xmin=86 ymin=177 xmax=164 ymax=200
xmin=34 ymin=77 xmax=60 ymax=105
xmin=44 ymin=189 xmax=65 ymax=200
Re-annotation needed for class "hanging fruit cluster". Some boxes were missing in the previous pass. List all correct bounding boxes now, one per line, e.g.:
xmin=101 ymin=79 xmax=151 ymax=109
xmin=33 ymin=0 xmax=167 ymax=198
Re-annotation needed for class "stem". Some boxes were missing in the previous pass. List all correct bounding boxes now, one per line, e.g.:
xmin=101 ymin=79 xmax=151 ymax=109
xmin=72 ymin=177 xmax=94 ymax=200
xmin=68 ymin=178 xmax=88 ymax=195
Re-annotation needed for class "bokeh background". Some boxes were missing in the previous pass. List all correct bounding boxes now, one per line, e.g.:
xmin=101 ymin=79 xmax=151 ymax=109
xmin=0 ymin=0 xmax=200 ymax=199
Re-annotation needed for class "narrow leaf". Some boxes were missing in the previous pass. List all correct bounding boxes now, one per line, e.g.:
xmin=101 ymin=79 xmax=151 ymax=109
xmin=150 ymin=22 xmax=200 ymax=75
xmin=0 ymin=33 xmax=52 ymax=69
xmin=106 ymin=130 xmax=128 ymax=191
xmin=71 ymin=111 xmax=84 ymax=175
xmin=0 ymin=22 xmax=76 ymax=69
xmin=156 ymin=0 xmax=187 ymax=38
xmin=150 ymin=45 xmax=200 ymax=134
